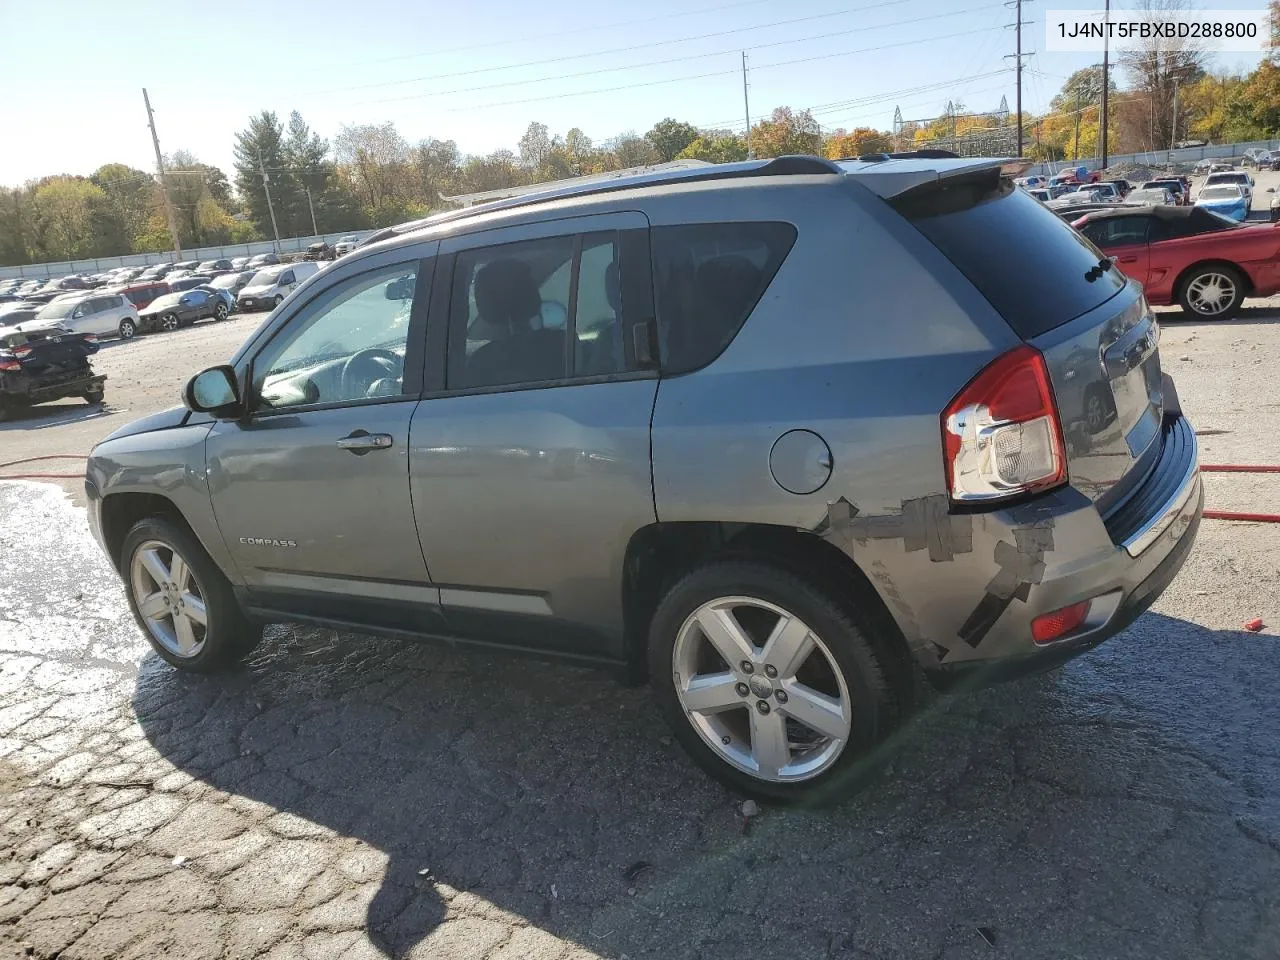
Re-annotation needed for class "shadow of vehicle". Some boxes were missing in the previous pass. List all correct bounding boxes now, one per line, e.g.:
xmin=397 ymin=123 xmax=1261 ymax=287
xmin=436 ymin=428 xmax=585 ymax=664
xmin=130 ymin=611 xmax=1276 ymax=958
xmin=0 ymin=398 xmax=114 ymax=430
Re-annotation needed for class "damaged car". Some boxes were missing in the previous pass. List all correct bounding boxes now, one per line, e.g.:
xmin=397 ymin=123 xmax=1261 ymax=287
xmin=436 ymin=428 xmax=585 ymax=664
xmin=84 ymin=155 xmax=1200 ymax=804
xmin=0 ymin=324 xmax=105 ymax=420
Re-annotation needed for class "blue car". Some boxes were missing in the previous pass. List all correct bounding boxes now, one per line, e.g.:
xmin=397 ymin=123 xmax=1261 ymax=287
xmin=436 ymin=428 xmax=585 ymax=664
xmin=1195 ymin=184 xmax=1250 ymax=222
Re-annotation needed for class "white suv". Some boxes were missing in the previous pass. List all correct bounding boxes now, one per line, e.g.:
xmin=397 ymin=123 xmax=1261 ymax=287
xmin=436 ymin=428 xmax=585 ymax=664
xmin=23 ymin=293 xmax=141 ymax=339
xmin=1203 ymin=170 xmax=1254 ymax=202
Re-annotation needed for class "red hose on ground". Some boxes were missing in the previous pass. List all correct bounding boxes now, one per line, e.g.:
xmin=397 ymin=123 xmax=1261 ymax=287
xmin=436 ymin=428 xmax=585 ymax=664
xmin=0 ymin=454 xmax=90 ymax=481
xmin=1201 ymin=464 xmax=1280 ymax=474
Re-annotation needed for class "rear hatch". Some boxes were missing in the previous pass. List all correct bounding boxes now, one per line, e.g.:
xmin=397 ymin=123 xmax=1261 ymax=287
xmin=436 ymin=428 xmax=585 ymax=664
xmin=890 ymin=167 xmax=1164 ymax=513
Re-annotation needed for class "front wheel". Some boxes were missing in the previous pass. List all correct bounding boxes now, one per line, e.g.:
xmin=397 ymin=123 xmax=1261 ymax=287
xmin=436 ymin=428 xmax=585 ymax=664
xmin=160 ymin=312 xmax=179 ymax=332
xmin=272 ymin=295 xmax=283 ymax=309
xmin=1179 ymin=265 xmax=1245 ymax=319
xmin=213 ymin=302 xmax=228 ymax=321
xmin=648 ymin=560 xmax=900 ymax=806
xmin=83 ymin=388 xmax=104 ymax=405
xmin=122 ymin=517 xmax=262 ymax=672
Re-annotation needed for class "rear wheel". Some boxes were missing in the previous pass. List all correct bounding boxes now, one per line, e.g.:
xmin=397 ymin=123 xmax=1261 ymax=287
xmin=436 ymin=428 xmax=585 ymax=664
xmin=1179 ymin=265 xmax=1245 ymax=319
xmin=648 ymin=560 xmax=899 ymax=806
xmin=118 ymin=318 xmax=136 ymax=340
xmin=122 ymin=517 xmax=261 ymax=672
xmin=272 ymin=295 xmax=283 ymax=309
xmin=160 ymin=312 xmax=179 ymax=332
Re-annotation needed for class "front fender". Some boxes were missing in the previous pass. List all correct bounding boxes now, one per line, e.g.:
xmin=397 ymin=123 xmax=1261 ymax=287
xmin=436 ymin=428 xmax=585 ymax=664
xmin=87 ymin=422 xmax=239 ymax=583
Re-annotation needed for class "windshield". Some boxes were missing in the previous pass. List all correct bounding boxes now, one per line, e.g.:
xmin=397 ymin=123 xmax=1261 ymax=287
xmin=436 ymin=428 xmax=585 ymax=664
xmin=35 ymin=299 xmax=80 ymax=319
xmin=248 ymin=268 xmax=283 ymax=286
xmin=1200 ymin=186 xmax=1242 ymax=200
xmin=1129 ymin=190 xmax=1166 ymax=202
xmin=1208 ymin=173 xmax=1247 ymax=184
xmin=211 ymin=274 xmax=239 ymax=288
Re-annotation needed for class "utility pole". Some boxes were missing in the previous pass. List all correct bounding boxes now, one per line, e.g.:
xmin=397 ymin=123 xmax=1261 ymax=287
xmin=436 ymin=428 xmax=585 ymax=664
xmin=1073 ymin=88 xmax=1082 ymax=160
xmin=1005 ymin=0 xmax=1033 ymax=157
xmin=1015 ymin=0 xmax=1023 ymax=157
xmin=741 ymin=52 xmax=753 ymax=160
xmin=257 ymin=149 xmax=281 ymax=254
xmin=142 ymin=88 xmax=182 ymax=262
xmin=1169 ymin=86 xmax=1179 ymax=154
xmin=304 ymin=184 xmax=319 ymax=236
xmin=1100 ymin=0 xmax=1111 ymax=169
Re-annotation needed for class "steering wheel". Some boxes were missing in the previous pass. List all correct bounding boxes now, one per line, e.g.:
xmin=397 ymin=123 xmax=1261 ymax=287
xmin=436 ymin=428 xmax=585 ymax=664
xmin=340 ymin=348 xmax=402 ymax=399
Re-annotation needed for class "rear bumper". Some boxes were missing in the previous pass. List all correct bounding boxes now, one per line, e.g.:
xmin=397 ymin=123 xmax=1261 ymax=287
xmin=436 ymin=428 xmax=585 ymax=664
xmin=862 ymin=413 xmax=1201 ymax=678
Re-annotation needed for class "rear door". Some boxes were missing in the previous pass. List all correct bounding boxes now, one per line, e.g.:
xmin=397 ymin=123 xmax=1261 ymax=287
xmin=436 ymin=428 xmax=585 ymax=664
xmin=895 ymin=175 xmax=1162 ymax=512
xmin=204 ymin=247 xmax=441 ymax=631
xmin=408 ymin=212 xmax=657 ymax=658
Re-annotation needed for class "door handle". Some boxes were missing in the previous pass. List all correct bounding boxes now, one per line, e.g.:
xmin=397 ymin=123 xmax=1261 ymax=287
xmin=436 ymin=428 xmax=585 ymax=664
xmin=1118 ymin=256 xmax=1139 ymax=263
xmin=336 ymin=430 xmax=393 ymax=454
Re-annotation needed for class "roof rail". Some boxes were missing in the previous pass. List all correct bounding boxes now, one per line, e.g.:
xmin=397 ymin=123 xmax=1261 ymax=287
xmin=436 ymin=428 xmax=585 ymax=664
xmin=358 ymin=155 xmax=844 ymax=249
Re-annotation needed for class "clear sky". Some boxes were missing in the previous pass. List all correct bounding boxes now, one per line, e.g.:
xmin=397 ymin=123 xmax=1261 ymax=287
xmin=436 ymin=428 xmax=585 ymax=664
xmin=0 ymin=0 xmax=1267 ymax=187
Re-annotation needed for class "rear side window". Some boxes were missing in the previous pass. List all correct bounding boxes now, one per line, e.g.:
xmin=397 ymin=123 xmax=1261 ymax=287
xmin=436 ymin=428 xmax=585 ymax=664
xmin=894 ymin=172 xmax=1126 ymax=339
xmin=651 ymin=222 xmax=797 ymax=375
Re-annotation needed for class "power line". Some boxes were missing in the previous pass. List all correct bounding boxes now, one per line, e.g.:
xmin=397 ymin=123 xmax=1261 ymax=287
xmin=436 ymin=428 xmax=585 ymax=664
xmin=315 ymin=0 xmax=917 ymax=97
xmin=355 ymin=20 xmax=1002 ymax=113
xmin=311 ymin=0 xmax=775 ymax=74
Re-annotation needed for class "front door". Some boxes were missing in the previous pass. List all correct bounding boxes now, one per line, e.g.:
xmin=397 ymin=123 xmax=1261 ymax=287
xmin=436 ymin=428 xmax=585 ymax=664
xmin=206 ymin=251 xmax=441 ymax=631
xmin=409 ymin=214 xmax=658 ymax=659
xmin=1081 ymin=215 xmax=1151 ymax=285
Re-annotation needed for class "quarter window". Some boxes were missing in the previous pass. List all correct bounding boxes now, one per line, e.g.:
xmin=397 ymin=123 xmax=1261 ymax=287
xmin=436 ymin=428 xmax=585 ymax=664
xmin=650 ymin=222 xmax=797 ymax=375
xmin=252 ymin=262 xmax=422 ymax=411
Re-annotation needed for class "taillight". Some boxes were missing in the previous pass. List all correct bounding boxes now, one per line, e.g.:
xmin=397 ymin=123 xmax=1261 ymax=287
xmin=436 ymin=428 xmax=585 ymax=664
xmin=1032 ymin=601 xmax=1091 ymax=644
xmin=0 ymin=357 xmax=20 ymax=371
xmin=83 ymin=334 xmax=98 ymax=343
xmin=13 ymin=344 xmax=31 ymax=357
xmin=942 ymin=345 xmax=1067 ymax=503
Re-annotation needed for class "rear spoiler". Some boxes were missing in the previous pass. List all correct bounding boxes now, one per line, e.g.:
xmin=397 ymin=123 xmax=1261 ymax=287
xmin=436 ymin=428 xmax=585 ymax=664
xmin=839 ymin=157 xmax=1034 ymax=200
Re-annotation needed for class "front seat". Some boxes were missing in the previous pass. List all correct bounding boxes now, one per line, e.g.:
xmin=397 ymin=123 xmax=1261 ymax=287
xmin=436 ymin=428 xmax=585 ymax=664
xmin=464 ymin=259 xmax=565 ymax=388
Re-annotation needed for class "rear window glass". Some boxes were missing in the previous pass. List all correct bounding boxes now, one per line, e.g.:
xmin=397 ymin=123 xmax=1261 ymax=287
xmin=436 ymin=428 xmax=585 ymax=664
xmin=894 ymin=173 xmax=1126 ymax=339
xmin=651 ymin=222 xmax=797 ymax=374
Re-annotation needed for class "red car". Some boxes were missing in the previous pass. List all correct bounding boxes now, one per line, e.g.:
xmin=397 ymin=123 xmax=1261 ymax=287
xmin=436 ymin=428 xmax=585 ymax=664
xmin=1073 ymin=206 xmax=1280 ymax=319
xmin=111 ymin=280 xmax=171 ymax=311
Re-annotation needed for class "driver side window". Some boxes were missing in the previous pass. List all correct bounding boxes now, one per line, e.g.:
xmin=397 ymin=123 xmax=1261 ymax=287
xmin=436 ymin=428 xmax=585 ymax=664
xmin=251 ymin=261 xmax=423 ymax=412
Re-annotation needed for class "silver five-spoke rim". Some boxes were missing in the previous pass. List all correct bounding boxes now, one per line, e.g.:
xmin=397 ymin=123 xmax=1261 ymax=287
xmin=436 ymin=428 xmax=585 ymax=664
xmin=1187 ymin=272 xmax=1235 ymax=316
xmin=162 ymin=314 xmax=178 ymax=331
xmin=672 ymin=596 xmax=852 ymax=783
xmin=130 ymin=540 xmax=208 ymax=658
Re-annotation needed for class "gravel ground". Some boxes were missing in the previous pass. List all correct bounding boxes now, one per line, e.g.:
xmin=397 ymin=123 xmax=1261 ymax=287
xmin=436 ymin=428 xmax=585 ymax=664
xmin=1 ymin=288 xmax=1280 ymax=957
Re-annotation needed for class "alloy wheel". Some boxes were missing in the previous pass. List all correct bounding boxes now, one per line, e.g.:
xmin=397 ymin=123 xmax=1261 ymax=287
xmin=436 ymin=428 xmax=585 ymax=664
xmin=1186 ymin=272 xmax=1236 ymax=316
xmin=214 ymin=303 xmax=228 ymax=320
xmin=119 ymin=319 xmax=135 ymax=339
xmin=130 ymin=540 xmax=208 ymax=658
xmin=672 ymin=596 xmax=852 ymax=783
xmin=160 ymin=313 xmax=179 ymax=332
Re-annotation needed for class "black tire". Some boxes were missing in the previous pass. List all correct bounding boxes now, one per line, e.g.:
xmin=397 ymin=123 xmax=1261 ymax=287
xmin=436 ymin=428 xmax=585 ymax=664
xmin=118 ymin=318 xmax=136 ymax=340
xmin=213 ymin=302 xmax=228 ymax=320
xmin=83 ymin=388 xmax=104 ymax=405
xmin=648 ymin=560 xmax=900 ymax=807
xmin=160 ymin=312 xmax=179 ymax=333
xmin=121 ymin=517 xmax=262 ymax=673
xmin=1178 ymin=264 xmax=1245 ymax=320
xmin=272 ymin=295 xmax=283 ymax=309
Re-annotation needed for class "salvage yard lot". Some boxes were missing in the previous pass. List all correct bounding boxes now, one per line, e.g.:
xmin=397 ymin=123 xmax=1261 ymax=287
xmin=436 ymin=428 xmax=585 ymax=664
xmin=1 ymin=298 xmax=1280 ymax=959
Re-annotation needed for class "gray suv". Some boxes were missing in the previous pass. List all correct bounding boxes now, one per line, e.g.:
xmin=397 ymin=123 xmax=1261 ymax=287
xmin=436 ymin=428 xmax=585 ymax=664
xmin=85 ymin=155 xmax=1202 ymax=804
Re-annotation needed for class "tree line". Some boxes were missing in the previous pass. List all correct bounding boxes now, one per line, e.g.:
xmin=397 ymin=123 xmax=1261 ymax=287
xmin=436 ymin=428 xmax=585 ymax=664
xmin=2 ymin=11 xmax=1277 ymax=268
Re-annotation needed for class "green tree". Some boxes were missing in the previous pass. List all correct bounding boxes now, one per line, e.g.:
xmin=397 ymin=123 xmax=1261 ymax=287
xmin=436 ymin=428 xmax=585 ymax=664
xmin=31 ymin=178 xmax=115 ymax=260
xmin=0 ymin=187 xmax=34 ymax=266
xmin=91 ymin=163 xmax=154 ymax=249
xmin=414 ymin=138 xmax=462 ymax=207
xmin=823 ymin=127 xmax=892 ymax=158
xmin=645 ymin=118 xmax=699 ymax=162
xmin=334 ymin=121 xmax=411 ymax=215
xmin=234 ymin=111 xmax=306 ymax=238
xmin=1050 ymin=66 xmax=1106 ymax=113
xmin=517 ymin=122 xmax=554 ymax=169
xmin=750 ymin=107 xmax=823 ymax=158
xmin=677 ymin=132 xmax=748 ymax=163
xmin=1223 ymin=60 xmax=1280 ymax=138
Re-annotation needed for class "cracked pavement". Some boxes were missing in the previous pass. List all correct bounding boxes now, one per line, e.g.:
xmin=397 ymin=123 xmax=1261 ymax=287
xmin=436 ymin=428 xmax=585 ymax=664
xmin=2 ymin=307 xmax=1280 ymax=958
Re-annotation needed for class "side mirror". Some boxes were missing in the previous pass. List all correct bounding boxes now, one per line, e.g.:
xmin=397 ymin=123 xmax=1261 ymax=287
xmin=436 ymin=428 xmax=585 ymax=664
xmin=384 ymin=276 xmax=415 ymax=300
xmin=184 ymin=365 xmax=241 ymax=417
